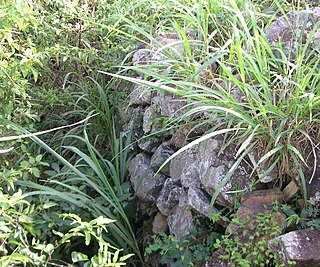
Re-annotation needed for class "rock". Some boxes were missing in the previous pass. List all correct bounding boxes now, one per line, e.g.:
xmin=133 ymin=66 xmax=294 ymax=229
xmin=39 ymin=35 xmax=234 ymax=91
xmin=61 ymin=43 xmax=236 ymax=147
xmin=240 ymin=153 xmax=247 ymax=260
xmin=171 ymin=136 xmax=252 ymax=205
xmin=304 ymin=149 xmax=320 ymax=205
xmin=269 ymin=228 xmax=320 ymax=267
xmin=143 ymin=104 xmax=162 ymax=134
xmin=168 ymin=193 xmax=195 ymax=239
xmin=123 ymin=106 xmax=144 ymax=139
xmin=265 ymin=8 xmax=320 ymax=57
xmin=283 ymin=180 xmax=300 ymax=202
xmin=170 ymin=144 xmax=202 ymax=188
xmin=170 ymin=121 xmax=212 ymax=149
xmin=198 ymin=137 xmax=251 ymax=206
xmin=152 ymin=212 xmax=168 ymax=234
xmin=129 ymin=79 xmax=153 ymax=106
xmin=142 ymin=93 xmax=186 ymax=135
xmin=138 ymin=136 xmax=162 ymax=154
xmin=170 ymin=127 xmax=189 ymax=149
xmin=156 ymin=178 xmax=185 ymax=216
xmin=227 ymin=188 xmax=286 ymax=235
xmin=248 ymin=149 xmax=278 ymax=183
xmin=132 ymin=49 xmax=152 ymax=66
xmin=150 ymin=142 xmax=174 ymax=176
xmin=206 ymin=189 xmax=287 ymax=267
xmin=307 ymin=0 xmax=319 ymax=7
xmin=127 ymin=153 xmax=166 ymax=202
xmin=152 ymin=92 xmax=186 ymax=117
xmin=132 ymin=31 xmax=197 ymax=78
xmin=297 ymin=198 xmax=305 ymax=208
xmin=188 ymin=188 xmax=217 ymax=218
xmin=154 ymin=35 xmax=189 ymax=56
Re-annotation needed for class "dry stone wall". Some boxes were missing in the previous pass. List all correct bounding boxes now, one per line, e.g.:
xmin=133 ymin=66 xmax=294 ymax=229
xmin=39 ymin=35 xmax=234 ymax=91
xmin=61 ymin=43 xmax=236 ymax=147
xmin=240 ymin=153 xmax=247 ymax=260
xmin=123 ymin=8 xmax=320 ymax=265
xmin=124 ymin=34 xmax=252 ymax=239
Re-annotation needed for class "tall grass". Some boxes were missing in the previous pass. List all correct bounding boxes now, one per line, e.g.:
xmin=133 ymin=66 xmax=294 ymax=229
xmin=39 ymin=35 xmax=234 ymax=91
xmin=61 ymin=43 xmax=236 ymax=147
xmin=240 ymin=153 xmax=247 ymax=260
xmin=5 ymin=73 xmax=144 ymax=263
xmin=15 ymin=122 xmax=143 ymax=263
xmin=105 ymin=0 xmax=320 ymax=201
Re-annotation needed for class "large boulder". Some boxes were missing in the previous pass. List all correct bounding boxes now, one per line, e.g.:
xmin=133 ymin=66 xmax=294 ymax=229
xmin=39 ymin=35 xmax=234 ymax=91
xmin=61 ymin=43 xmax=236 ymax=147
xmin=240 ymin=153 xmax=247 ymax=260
xmin=269 ymin=228 xmax=320 ymax=267
xmin=206 ymin=189 xmax=287 ymax=267
xmin=127 ymin=153 xmax=166 ymax=202
xmin=171 ymin=136 xmax=251 ymax=206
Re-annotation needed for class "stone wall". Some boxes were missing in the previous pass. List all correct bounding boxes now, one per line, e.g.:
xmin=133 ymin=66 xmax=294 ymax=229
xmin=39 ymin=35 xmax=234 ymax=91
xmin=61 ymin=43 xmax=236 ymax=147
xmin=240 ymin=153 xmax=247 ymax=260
xmin=123 ymin=8 xmax=320 ymax=266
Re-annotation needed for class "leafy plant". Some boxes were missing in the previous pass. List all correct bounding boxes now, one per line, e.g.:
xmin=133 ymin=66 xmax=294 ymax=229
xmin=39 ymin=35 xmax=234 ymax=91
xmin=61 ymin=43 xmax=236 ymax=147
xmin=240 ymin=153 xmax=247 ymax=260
xmin=213 ymin=210 xmax=285 ymax=266
xmin=283 ymin=204 xmax=320 ymax=230
xmin=12 ymin=122 xmax=143 ymax=264
xmin=0 ymin=189 xmax=132 ymax=266
xmin=145 ymin=227 xmax=220 ymax=266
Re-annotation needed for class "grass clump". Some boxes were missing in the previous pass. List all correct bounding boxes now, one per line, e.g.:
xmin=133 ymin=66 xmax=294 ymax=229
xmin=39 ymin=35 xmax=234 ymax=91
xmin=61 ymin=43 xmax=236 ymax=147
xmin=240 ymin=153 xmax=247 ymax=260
xmin=112 ymin=0 xmax=320 ymax=201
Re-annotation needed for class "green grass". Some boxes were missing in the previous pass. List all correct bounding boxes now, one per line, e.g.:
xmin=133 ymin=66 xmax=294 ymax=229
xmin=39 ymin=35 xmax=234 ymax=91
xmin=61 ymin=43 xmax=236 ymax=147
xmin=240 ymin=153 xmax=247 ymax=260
xmin=13 ymin=121 xmax=143 ymax=263
xmin=105 ymin=0 xmax=320 ymax=202
xmin=1 ymin=0 xmax=320 ymax=265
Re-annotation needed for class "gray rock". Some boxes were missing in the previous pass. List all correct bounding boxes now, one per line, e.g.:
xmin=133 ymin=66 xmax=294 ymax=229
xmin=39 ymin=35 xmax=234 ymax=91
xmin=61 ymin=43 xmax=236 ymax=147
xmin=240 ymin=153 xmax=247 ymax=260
xmin=170 ymin=136 xmax=251 ymax=205
xmin=127 ymin=153 xmax=166 ymax=202
xmin=132 ymin=48 xmax=173 ymax=78
xmin=170 ymin=122 xmax=213 ymax=149
xmin=129 ymin=79 xmax=153 ymax=106
xmin=170 ymin=128 xmax=188 ymax=149
xmin=168 ymin=193 xmax=195 ymax=239
xmin=142 ymin=94 xmax=186 ymax=136
xmin=269 ymin=228 xmax=320 ymax=267
xmin=307 ymin=0 xmax=320 ymax=7
xmin=153 ymin=92 xmax=187 ymax=118
xmin=188 ymin=188 xmax=218 ymax=218
xmin=123 ymin=106 xmax=144 ymax=139
xmin=170 ymin=144 xmax=202 ymax=188
xmin=198 ymin=137 xmax=251 ymax=206
xmin=143 ymin=104 xmax=162 ymax=134
xmin=137 ymin=136 xmax=162 ymax=154
xmin=132 ymin=31 xmax=197 ymax=78
xmin=150 ymin=142 xmax=174 ymax=176
xmin=132 ymin=49 xmax=152 ymax=66
xmin=156 ymin=178 xmax=185 ymax=216
xmin=265 ymin=8 xmax=320 ymax=57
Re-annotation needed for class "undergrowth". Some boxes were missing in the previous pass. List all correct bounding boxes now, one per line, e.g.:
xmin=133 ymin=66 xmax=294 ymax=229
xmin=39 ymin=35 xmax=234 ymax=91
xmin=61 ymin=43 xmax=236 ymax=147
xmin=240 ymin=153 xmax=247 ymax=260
xmin=1 ymin=0 xmax=320 ymax=266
